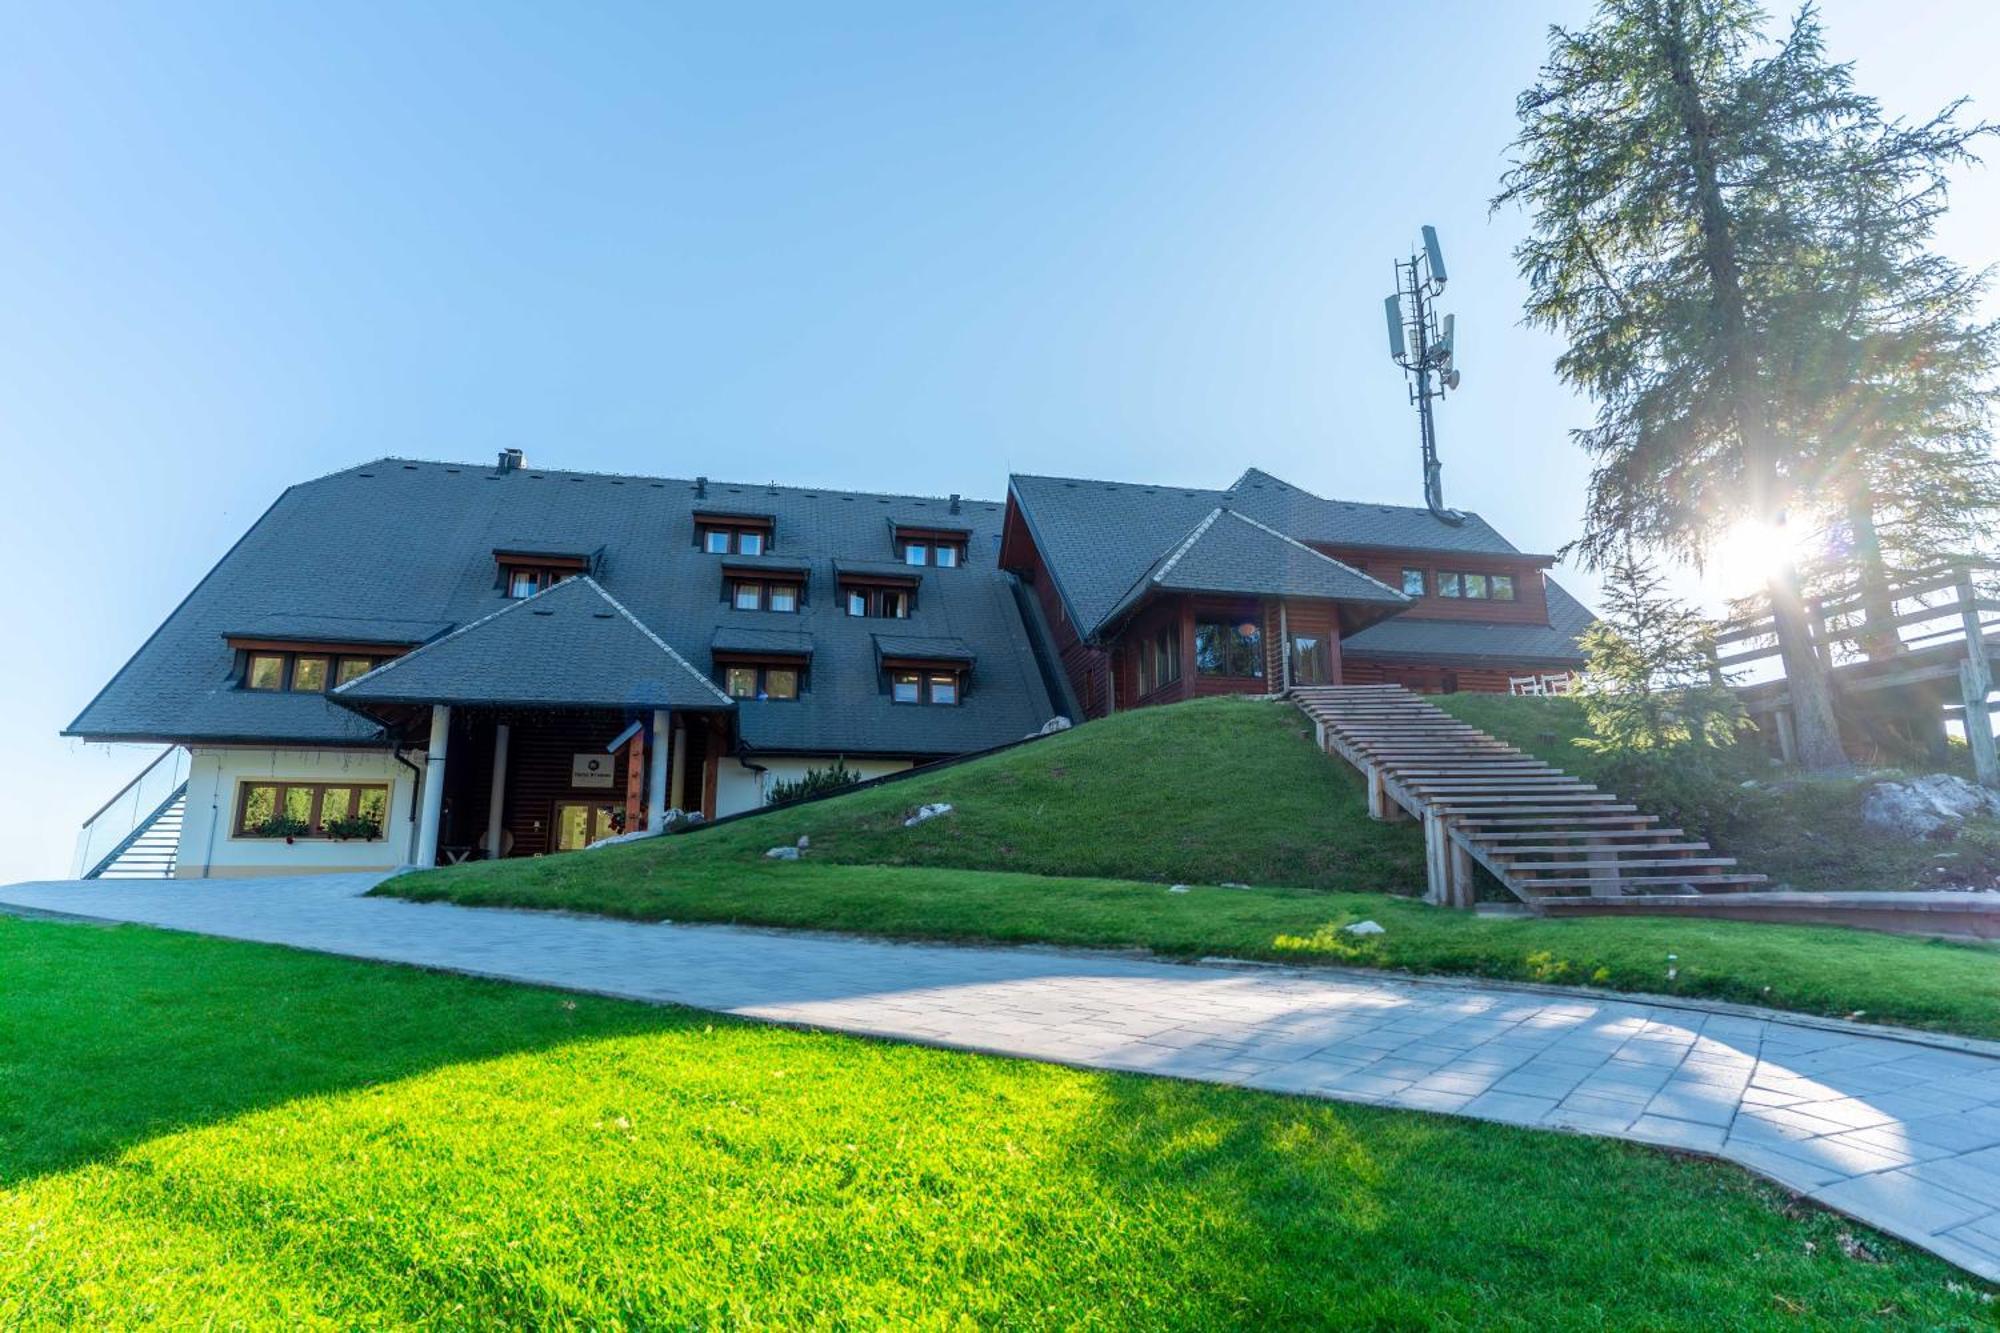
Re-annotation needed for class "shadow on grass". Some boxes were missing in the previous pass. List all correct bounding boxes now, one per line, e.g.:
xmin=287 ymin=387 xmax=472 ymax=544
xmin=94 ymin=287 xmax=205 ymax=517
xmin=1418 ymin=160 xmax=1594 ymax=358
xmin=0 ymin=916 xmax=691 ymax=1186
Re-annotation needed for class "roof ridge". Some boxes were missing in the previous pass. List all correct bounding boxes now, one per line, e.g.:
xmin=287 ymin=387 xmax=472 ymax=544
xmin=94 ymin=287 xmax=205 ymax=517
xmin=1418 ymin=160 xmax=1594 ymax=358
xmin=584 ymin=577 xmax=735 ymax=705
xmin=1217 ymin=509 xmax=1411 ymax=601
xmin=339 ymin=456 xmax=1002 ymax=509
xmin=1149 ymin=507 xmax=1227 ymax=584
xmin=330 ymin=577 xmax=560 ymax=694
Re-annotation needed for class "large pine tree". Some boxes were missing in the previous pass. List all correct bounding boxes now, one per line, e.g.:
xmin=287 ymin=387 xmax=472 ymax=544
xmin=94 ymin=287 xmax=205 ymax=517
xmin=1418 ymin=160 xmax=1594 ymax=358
xmin=1494 ymin=0 xmax=1991 ymax=770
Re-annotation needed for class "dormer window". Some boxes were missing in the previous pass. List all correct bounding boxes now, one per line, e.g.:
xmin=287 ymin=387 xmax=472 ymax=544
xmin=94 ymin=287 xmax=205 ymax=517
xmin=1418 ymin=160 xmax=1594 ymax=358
xmin=696 ymin=512 xmax=774 ymax=555
xmin=1436 ymin=571 xmax=1517 ymax=602
xmin=494 ymin=548 xmax=591 ymax=599
xmin=892 ymin=526 xmax=968 ymax=567
xmin=721 ymin=662 xmax=801 ymax=701
xmin=1401 ymin=568 xmax=1426 ymax=596
xmin=729 ymin=578 xmax=802 ymax=612
xmin=845 ymin=586 xmax=912 ymax=618
xmin=889 ymin=669 xmax=962 ymax=705
xmin=237 ymin=646 xmax=390 ymax=692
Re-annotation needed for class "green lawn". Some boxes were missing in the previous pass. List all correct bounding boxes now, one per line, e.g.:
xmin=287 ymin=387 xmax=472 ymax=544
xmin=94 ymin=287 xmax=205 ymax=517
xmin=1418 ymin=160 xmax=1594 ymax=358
xmin=3 ymin=916 xmax=1989 ymax=1327
xmin=387 ymin=855 xmax=2000 ymax=1040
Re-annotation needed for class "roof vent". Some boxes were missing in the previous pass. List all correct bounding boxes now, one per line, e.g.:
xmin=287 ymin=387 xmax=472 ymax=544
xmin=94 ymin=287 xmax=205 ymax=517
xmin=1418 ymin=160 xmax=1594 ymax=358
xmin=497 ymin=448 xmax=526 ymax=474
xmin=695 ymin=476 xmax=708 ymax=499
xmin=949 ymin=493 xmax=961 ymax=515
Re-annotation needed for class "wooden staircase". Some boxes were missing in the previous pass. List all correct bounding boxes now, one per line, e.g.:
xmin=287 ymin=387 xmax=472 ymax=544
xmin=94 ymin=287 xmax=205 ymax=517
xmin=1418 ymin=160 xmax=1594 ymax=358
xmin=1290 ymin=685 xmax=1767 ymax=909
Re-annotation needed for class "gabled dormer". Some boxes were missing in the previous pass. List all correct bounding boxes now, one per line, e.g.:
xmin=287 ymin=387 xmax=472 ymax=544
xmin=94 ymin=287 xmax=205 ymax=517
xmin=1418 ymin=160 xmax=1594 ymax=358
xmin=695 ymin=510 xmax=775 ymax=556
xmin=494 ymin=546 xmax=597 ymax=599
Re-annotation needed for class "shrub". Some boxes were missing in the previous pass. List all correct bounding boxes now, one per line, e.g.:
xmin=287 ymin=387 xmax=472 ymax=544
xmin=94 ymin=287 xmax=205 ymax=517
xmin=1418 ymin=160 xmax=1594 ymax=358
xmin=1577 ymin=549 xmax=1747 ymax=753
xmin=767 ymin=758 xmax=863 ymax=806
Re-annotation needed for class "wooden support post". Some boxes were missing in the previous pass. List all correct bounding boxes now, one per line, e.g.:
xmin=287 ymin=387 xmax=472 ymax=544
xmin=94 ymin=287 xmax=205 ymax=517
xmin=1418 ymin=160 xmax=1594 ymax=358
xmin=483 ymin=723 xmax=509 ymax=859
xmin=669 ymin=722 xmax=687 ymax=811
xmin=1447 ymin=836 xmax=1476 ymax=910
xmin=623 ymin=730 xmax=645 ymax=832
xmin=1958 ymin=567 xmax=1998 ymax=789
xmin=1774 ymin=708 xmax=1798 ymax=765
xmin=1367 ymin=764 xmax=1389 ymax=821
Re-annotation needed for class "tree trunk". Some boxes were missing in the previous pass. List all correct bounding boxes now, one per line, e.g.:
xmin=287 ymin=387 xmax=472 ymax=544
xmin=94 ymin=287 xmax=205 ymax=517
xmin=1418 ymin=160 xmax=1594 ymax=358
xmin=1660 ymin=0 xmax=1849 ymax=770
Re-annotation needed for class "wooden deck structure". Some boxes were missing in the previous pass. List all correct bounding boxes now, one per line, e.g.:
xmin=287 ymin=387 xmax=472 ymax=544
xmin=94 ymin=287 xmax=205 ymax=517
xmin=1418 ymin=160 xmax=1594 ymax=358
xmin=1718 ymin=560 xmax=1999 ymax=785
xmin=1292 ymin=684 xmax=1767 ymax=909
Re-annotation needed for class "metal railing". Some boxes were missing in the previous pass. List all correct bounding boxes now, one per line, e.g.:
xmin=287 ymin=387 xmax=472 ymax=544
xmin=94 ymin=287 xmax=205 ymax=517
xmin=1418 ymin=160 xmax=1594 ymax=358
xmin=73 ymin=747 xmax=190 ymax=879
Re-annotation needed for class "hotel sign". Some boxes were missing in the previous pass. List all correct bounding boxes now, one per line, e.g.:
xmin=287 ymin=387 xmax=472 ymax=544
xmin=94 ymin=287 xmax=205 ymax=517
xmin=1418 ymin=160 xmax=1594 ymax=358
xmin=571 ymin=753 xmax=614 ymax=789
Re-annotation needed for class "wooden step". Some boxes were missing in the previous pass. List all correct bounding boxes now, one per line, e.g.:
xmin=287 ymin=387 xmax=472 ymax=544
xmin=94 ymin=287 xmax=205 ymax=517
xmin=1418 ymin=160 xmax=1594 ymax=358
xmin=1483 ymin=842 xmax=1712 ymax=855
xmin=1469 ymin=828 xmax=1688 ymax=842
xmin=1510 ymin=875 xmax=1770 ymax=894
xmin=1506 ymin=857 xmax=1739 ymax=872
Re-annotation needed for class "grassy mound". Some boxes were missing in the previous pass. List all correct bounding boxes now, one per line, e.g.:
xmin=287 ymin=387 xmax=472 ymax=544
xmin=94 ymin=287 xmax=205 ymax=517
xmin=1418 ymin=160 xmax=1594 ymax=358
xmin=426 ymin=696 xmax=1426 ymax=895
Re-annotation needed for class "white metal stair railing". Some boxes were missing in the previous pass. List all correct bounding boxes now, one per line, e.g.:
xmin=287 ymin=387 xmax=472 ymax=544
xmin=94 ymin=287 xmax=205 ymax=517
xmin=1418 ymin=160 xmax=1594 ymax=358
xmin=1290 ymin=685 xmax=1767 ymax=909
xmin=74 ymin=747 xmax=191 ymax=880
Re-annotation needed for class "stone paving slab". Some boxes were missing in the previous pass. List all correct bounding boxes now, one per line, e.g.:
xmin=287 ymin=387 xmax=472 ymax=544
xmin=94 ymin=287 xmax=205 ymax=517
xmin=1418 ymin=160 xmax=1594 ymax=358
xmin=3 ymin=872 xmax=1997 ymax=1285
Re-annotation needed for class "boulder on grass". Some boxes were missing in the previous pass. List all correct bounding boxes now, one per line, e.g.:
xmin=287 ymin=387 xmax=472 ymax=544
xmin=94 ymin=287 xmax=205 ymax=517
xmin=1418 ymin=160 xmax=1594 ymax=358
xmin=903 ymin=803 xmax=953 ymax=828
xmin=765 ymin=845 xmax=801 ymax=860
xmin=1860 ymin=775 xmax=2000 ymax=839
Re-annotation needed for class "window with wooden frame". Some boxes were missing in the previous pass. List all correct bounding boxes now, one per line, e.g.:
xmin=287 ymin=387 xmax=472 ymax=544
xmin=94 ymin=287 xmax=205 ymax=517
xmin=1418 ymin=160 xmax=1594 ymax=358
xmin=892 ymin=527 xmax=968 ymax=567
xmin=842 ymin=584 xmax=913 ymax=618
xmin=727 ymin=577 xmax=803 ymax=612
xmin=1436 ymin=571 xmax=1517 ymax=601
xmin=494 ymin=549 xmax=590 ymax=598
xmin=241 ymin=649 xmax=388 ymax=693
xmin=720 ymin=662 xmax=802 ymax=701
xmin=1137 ymin=624 xmax=1181 ymax=696
xmin=696 ymin=514 xmax=774 ymax=556
xmin=888 ymin=668 xmax=963 ymax=705
xmin=234 ymin=781 xmax=390 ymax=839
xmin=1193 ymin=620 xmax=1263 ymax=678
xmin=1401 ymin=567 xmax=1427 ymax=596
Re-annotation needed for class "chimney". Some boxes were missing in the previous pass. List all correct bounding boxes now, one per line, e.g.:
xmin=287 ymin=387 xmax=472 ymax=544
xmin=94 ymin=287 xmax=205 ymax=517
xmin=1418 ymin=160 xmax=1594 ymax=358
xmin=695 ymin=476 xmax=708 ymax=499
xmin=497 ymin=448 xmax=526 ymax=474
xmin=948 ymin=493 xmax=962 ymax=515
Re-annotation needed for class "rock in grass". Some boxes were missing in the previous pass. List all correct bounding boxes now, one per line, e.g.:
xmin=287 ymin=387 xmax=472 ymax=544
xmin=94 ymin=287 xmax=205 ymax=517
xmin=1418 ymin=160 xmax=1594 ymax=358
xmin=903 ymin=803 xmax=953 ymax=828
xmin=1860 ymin=775 xmax=2000 ymax=839
xmin=1168 ymin=884 xmax=1191 ymax=894
xmin=765 ymin=846 xmax=801 ymax=860
xmin=1343 ymin=920 xmax=1386 ymax=937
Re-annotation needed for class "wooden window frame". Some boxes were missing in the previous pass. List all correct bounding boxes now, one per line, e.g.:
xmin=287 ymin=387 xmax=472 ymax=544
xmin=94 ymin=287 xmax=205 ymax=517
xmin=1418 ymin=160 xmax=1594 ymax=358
xmin=842 ymin=584 xmax=913 ymax=618
xmin=893 ymin=526 xmax=969 ymax=567
xmin=245 ymin=652 xmax=287 ymax=691
xmin=886 ymin=662 xmax=966 ymax=705
xmin=232 ymin=780 xmax=390 ymax=840
xmin=698 ymin=521 xmax=773 ymax=556
xmin=726 ymin=577 xmax=804 ymax=613
xmin=240 ymin=649 xmax=392 ymax=693
xmin=1401 ymin=567 xmax=1427 ymax=597
xmin=718 ymin=660 xmax=806 ymax=701
xmin=1435 ymin=570 xmax=1518 ymax=602
xmin=1193 ymin=620 xmax=1264 ymax=679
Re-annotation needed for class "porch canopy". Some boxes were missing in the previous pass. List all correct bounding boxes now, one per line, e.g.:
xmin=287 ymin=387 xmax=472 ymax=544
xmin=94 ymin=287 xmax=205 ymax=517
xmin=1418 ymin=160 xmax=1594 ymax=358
xmin=1096 ymin=506 xmax=1411 ymax=638
xmin=330 ymin=576 xmax=732 ymax=864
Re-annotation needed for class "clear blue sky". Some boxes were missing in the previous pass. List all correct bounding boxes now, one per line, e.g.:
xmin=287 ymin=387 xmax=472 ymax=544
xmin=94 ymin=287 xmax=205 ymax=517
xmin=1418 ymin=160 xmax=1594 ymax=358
xmin=2 ymin=1 xmax=1993 ymax=881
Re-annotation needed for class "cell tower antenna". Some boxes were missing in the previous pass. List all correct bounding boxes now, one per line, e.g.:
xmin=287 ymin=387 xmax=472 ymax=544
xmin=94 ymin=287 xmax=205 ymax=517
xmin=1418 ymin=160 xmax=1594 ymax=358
xmin=1383 ymin=224 xmax=1465 ymax=525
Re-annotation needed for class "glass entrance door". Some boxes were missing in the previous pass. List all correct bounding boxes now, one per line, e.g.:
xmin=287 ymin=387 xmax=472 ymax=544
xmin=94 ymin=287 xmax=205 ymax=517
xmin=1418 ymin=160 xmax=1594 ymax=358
xmin=1288 ymin=634 xmax=1334 ymax=685
xmin=553 ymin=802 xmax=619 ymax=851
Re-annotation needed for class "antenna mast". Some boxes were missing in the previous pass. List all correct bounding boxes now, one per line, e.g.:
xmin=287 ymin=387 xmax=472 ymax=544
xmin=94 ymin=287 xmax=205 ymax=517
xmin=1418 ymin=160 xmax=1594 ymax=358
xmin=1382 ymin=225 xmax=1464 ymax=525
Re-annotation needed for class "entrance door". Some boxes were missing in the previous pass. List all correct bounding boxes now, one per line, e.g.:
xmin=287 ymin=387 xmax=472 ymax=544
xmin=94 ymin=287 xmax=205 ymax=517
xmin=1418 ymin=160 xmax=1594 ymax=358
xmin=553 ymin=802 xmax=619 ymax=851
xmin=1288 ymin=634 xmax=1334 ymax=685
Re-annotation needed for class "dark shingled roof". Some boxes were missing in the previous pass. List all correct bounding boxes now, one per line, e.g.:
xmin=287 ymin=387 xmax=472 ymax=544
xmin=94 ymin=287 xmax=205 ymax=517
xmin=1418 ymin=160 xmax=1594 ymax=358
xmin=873 ymin=633 xmax=976 ymax=664
xmin=1009 ymin=468 xmax=1594 ymax=662
xmin=221 ymin=613 xmax=453 ymax=645
xmin=69 ymin=458 xmax=1058 ymax=754
xmin=1338 ymin=579 xmax=1595 ymax=667
xmin=1102 ymin=508 xmax=1407 ymax=627
xmin=711 ymin=626 xmax=815 ymax=658
xmin=335 ymin=577 xmax=729 ymax=712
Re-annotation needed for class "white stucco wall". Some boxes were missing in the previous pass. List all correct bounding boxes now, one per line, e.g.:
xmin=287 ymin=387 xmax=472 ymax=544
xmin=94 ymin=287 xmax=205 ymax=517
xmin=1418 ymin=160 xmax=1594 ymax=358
xmin=176 ymin=746 xmax=419 ymax=878
xmin=713 ymin=756 xmax=915 ymax=818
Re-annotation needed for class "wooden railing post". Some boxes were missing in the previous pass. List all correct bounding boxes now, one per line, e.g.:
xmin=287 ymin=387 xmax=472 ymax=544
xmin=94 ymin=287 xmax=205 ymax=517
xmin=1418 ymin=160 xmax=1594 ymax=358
xmin=1957 ymin=566 xmax=1998 ymax=788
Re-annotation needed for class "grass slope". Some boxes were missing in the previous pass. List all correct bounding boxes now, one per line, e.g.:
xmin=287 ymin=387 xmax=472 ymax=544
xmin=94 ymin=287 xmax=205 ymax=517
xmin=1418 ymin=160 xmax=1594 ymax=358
xmin=3 ymin=917 xmax=1988 ymax=1327
xmin=645 ymin=696 xmax=1424 ymax=891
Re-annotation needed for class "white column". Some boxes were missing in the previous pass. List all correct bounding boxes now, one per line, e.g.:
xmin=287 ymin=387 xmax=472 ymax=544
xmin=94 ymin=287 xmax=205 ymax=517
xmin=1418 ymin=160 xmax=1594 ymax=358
xmin=647 ymin=710 xmax=672 ymax=828
xmin=484 ymin=723 xmax=510 ymax=858
xmin=415 ymin=703 xmax=451 ymax=867
xmin=669 ymin=722 xmax=687 ymax=811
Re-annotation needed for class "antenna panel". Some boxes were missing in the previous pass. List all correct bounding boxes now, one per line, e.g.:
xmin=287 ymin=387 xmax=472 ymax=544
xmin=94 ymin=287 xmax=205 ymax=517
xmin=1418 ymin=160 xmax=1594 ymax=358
xmin=1422 ymin=225 xmax=1447 ymax=286
xmin=1384 ymin=294 xmax=1405 ymax=360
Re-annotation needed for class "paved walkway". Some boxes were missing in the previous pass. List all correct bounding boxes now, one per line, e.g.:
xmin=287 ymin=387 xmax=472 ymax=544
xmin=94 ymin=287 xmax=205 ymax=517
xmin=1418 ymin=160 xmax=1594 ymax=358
xmin=4 ymin=873 xmax=1998 ymax=1283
